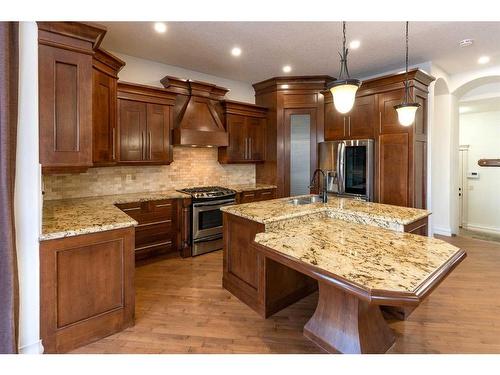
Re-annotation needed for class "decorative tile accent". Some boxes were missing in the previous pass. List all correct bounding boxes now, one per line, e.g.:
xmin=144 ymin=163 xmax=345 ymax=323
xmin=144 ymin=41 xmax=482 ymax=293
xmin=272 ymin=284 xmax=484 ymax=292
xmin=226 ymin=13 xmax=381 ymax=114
xmin=43 ymin=147 xmax=255 ymax=200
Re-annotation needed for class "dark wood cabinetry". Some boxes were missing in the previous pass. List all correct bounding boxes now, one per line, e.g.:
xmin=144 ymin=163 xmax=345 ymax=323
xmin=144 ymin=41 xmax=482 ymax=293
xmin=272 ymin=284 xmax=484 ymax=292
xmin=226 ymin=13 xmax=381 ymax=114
xmin=253 ymin=76 xmax=335 ymax=197
xmin=323 ymin=69 xmax=434 ymax=209
xmin=219 ymin=100 xmax=267 ymax=163
xmin=324 ymin=93 xmax=375 ymax=140
xmin=92 ymin=49 xmax=125 ymax=166
xmin=116 ymin=198 xmax=192 ymax=261
xmin=117 ymin=82 xmax=176 ymax=165
xmin=236 ymin=188 xmax=276 ymax=204
xmin=38 ymin=22 xmax=106 ymax=174
xmin=40 ymin=227 xmax=135 ymax=353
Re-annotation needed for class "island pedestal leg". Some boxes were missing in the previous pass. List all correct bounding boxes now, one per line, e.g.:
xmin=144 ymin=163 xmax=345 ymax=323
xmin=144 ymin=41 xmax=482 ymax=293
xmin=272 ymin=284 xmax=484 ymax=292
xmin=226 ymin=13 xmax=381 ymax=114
xmin=303 ymin=281 xmax=395 ymax=354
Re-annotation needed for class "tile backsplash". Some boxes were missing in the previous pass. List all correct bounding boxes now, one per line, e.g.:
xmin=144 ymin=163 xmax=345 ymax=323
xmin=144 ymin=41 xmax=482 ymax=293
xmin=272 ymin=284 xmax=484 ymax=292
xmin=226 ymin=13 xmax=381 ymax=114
xmin=43 ymin=147 xmax=255 ymax=200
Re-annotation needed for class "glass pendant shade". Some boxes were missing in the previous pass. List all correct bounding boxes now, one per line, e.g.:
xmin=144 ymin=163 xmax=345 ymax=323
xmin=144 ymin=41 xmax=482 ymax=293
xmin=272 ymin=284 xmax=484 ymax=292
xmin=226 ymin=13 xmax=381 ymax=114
xmin=394 ymin=103 xmax=420 ymax=126
xmin=330 ymin=80 xmax=361 ymax=114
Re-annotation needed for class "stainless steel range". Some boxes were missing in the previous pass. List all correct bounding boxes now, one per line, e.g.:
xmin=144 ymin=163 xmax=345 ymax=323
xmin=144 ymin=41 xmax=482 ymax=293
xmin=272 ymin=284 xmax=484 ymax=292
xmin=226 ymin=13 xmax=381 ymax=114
xmin=177 ymin=186 xmax=236 ymax=256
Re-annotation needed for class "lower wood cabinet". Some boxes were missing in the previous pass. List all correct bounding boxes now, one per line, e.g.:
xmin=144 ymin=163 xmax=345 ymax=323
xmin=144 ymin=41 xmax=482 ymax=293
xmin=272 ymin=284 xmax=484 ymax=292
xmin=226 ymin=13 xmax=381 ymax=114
xmin=40 ymin=227 xmax=135 ymax=353
xmin=115 ymin=198 xmax=192 ymax=261
xmin=236 ymin=188 xmax=276 ymax=204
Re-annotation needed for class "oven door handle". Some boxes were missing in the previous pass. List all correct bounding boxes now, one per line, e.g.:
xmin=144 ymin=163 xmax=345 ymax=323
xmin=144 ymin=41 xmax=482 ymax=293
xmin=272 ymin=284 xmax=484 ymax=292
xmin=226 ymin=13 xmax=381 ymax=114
xmin=193 ymin=234 xmax=222 ymax=243
xmin=193 ymin=199 xmax=236 ymax=208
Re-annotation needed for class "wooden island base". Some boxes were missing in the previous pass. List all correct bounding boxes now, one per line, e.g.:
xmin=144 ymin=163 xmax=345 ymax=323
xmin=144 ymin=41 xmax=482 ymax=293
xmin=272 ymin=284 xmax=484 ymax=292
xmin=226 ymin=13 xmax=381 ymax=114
xmin=304 ymin=282 xmax=395 ymax=354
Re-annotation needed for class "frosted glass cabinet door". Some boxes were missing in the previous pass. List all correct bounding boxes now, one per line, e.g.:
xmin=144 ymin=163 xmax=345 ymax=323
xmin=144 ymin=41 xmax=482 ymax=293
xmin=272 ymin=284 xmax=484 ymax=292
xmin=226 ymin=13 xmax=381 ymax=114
xmin=290 ymin=114 xmax=311 ymax=196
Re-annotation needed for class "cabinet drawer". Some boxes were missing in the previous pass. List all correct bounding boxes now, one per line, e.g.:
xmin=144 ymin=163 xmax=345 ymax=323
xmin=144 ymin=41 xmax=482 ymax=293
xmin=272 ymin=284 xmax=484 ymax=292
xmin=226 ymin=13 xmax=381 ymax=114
xmin=240 ymin=191 xmax=258 ymax=203
xmin=256 ymin=189 xmax=275 ymax=200
xmin=135 ymin=241 xmax=174 ymax=261
xmin=116 ymin=199 xmax=173 ymax=223
xmin=135 ymin=220 xmax=173 ymax=247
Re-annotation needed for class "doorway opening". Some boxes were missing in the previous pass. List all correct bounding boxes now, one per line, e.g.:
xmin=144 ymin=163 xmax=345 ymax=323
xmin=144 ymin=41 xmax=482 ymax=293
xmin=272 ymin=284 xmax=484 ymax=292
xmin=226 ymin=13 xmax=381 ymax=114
xmin=457 ymin=94 xmax=500 ymax=242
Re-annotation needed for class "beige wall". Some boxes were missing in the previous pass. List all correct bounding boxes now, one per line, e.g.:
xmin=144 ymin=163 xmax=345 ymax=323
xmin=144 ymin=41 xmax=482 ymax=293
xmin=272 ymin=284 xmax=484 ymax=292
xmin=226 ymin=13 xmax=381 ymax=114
xmin=43 ymin=147 xmax=255 ymax=200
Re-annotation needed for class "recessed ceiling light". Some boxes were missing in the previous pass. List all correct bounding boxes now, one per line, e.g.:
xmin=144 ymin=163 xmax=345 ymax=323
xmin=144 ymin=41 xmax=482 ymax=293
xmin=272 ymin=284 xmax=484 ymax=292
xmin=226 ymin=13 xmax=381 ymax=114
xmin=154 ymin=22 xmax=167 ymax=33
xmin=349 ymin=40 xmax=361 ymax=49
xmin=231 ymin=47 xmax=242 ymax=57
xmin=478 ymin=56 xmax=490 ymax=64
xmin=459 ymin=39 xmax=474 ymax=48
xmin=282 ymin=65 xmax=292 ymax=73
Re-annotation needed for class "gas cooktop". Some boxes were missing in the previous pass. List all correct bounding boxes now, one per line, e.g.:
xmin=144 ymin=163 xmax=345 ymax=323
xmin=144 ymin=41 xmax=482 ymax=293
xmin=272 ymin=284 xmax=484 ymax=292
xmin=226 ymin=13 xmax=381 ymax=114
xmin=177 ymin=186 xmax=236 ymax=200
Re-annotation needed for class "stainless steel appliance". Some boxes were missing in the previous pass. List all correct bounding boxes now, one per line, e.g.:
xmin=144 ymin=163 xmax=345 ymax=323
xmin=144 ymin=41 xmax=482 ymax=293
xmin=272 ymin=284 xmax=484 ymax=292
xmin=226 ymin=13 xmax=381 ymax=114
xmin=177 ymin=186 xmax=236 ymax=256
xmin=318 ymin=139 xmax=374 ymax=201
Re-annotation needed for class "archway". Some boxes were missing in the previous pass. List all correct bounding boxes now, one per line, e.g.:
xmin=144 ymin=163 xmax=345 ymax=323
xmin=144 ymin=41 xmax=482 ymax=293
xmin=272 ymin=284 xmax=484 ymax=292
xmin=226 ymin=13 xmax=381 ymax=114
xmin=450 ymin=75 xmax=500 ymax=237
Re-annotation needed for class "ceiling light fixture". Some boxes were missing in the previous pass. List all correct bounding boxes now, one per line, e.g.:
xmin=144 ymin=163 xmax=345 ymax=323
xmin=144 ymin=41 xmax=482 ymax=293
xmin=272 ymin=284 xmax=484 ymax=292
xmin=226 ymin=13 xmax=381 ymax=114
xmin=349 ymin=40 xmax=361 ymax=49
xmin=478 ymin=56 xmax=490 ymax=64
xmin=154 ymin=22 xmax=167 ymax=33
xmin=328 ymin=21 xmax=362 ymax=114
xmin=231 ymin=47 xmax=242 ymax=57
xmin=282 ymin=65 xmax=292 ymax=73
xmin=394 ymin=22 xmax=420 ymax=127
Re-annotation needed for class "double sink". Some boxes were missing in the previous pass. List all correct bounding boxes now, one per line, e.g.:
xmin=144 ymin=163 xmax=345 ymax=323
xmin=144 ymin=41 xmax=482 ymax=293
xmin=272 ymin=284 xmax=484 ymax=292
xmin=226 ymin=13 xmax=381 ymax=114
xmin=287 ymin=195 xmax=324 ymax=206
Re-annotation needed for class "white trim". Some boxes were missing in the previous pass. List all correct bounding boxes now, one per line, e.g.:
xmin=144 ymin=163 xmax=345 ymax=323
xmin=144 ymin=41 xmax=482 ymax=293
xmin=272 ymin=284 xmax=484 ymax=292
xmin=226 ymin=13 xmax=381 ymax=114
xmin=18 ymin=340 xmax=44 ymax=354
xmin=463 ymin=224 xmax=500 ymax=235
xmin=433 ymin=226 xmax=453 ymax=236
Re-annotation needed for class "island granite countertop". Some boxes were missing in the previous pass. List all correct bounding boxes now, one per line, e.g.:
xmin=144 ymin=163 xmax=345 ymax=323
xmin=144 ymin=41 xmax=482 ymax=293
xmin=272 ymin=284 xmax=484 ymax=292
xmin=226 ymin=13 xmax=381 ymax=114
xmin=254 ymin=216 xmax=461 ymax=294
xmin=221 ymin=195 xmax=430 ymax=231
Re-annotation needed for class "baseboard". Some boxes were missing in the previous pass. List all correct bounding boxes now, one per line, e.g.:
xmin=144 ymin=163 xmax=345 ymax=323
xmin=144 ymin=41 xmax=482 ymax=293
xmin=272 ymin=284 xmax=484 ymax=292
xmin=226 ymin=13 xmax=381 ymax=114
xmin=19 ymin=339 xmax=44 ymax=354
xmin=463 ymin=224 xmax=500 ymax=235
xmin=433 ymin=227 xmax=453 ymax=237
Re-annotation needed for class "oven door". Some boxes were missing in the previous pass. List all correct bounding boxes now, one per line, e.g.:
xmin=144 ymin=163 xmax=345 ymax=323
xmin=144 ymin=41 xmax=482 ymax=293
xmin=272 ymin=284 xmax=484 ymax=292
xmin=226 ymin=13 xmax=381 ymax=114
xmin=192 ymin=199 xmax=235 ymax=240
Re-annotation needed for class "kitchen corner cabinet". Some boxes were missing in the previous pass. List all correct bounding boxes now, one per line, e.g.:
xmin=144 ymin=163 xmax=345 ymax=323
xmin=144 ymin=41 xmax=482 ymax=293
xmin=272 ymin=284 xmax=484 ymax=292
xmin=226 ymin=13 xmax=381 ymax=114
xmin=218 ymin=100 xmax=267 ymax=163
xmin=38 ymin=22 xmax=106 ymax=174
xmin=117 ymin=82 xmax=176 ymax=165
xmin=323 ymin=69 xmax=433 ymax=209
xmin=92 ymin=49 xmax=125 ymax=166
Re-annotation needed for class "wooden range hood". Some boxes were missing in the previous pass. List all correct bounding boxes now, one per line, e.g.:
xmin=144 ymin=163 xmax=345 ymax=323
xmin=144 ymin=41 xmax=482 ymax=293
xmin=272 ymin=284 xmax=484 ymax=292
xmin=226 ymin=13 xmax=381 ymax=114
xmin=160 ymin=75 xmax=229 ymax=147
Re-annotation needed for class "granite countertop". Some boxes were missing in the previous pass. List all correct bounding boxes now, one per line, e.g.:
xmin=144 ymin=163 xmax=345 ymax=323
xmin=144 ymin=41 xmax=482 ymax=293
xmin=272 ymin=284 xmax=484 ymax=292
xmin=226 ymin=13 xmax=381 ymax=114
xmin=221 ymin=195 xmax=430 ymax=227
xmin=41 ymin=190 xmax=190 ymax=241
xmin=224 ymin=183 xmax=277 ymax=193
xmin=254 ymin=216 xmax=461 ymax=293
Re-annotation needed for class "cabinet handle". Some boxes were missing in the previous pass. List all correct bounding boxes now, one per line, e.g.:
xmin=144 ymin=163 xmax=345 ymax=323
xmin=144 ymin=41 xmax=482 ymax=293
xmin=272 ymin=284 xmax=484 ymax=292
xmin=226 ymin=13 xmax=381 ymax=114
xmin=141 ymin=132 xmax=145 ymax=160
xmin=379 ymin=112 xmax=382 ymax=134
xmin=112 ymin=128 xmax=116 ymax=160
xmin=343 ymin=117 xmax=346 ymax=136
xmin=121 ymin=206 xmax=141 ymax=212
xmin=245 ymin=138 xmax=249 ymax=160
xmin=249 ymin=138 xmax=252 ymax=160
xmin=148 ymin=131 xmax=152 ymax=160
xmin=136 ymin=219 xmax=172 ymax=228
xmin=261 ymin=191 xmax=272 ymax=195
xmin=348 ymin=117 xmax=351 ymax=136
xmin=155 ymin=203 xmax=172 ymax=208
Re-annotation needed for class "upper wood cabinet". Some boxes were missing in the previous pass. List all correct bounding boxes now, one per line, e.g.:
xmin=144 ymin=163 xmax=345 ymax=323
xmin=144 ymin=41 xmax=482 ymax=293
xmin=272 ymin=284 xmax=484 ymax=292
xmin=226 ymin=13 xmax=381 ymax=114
xmin=38 ymin=22 xmax=106 ymax=174
xmin=218 ymin=100 xmax=267 ymax=163
xmin=92 ymin=49 xmax=125 ymax=166
xmin=324 ymin=93 xmax=375 ymax=140
xmin=117 ymin=82 xmax=176 ymax=165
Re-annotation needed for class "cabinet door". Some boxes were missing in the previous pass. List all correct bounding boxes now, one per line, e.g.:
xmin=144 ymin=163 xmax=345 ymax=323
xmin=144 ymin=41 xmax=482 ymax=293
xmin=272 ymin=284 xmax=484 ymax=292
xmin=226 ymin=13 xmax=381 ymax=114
xmin=247 ymin=117 xmax=265 ymax=161
xmin=226 ymin=114 xmax=247 ymax=162
xmin=39 ymin=45 xmax=92 ymax=171
xmin=348 ymin=95 xmax=375 ymax=138
xmin=118 ymin=99 xmax=147 ymax=162
xmin=378 ymin=89 xmax=407 ymax=134
xmin=92 ymin=68 xmax=117 ymax=165
xmin=146 ymin=104 xmax=171 ymax=163
xmin=378 ymin=133 xmax=409 ymax=207
xmin=324 ymin=103 xmax=346 ymax=141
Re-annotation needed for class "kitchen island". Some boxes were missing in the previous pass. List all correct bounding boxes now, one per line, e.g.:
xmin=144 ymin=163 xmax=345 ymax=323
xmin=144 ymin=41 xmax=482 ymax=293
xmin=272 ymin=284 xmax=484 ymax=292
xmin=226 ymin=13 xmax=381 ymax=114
xmin=221 ymin=195 xmax=465 ymax=354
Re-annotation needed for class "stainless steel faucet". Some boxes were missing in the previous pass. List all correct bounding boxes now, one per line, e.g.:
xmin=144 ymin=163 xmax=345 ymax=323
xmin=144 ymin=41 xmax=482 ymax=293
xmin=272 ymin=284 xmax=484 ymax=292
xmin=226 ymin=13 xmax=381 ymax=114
xmin=309 ymin=169 xmax=328 ymax=203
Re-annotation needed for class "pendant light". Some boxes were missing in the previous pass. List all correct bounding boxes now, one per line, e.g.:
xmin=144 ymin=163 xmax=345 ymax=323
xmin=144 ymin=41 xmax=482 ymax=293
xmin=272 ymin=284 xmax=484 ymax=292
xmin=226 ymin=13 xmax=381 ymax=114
xmin=328 ymin=21 xmax=361 ymax=114
xmin=394 ymin=22 xmax=420 ymax=126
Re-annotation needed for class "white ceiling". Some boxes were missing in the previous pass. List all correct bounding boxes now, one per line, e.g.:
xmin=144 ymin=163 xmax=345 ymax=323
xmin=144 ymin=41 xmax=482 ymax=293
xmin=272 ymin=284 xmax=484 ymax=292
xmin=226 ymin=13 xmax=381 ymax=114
xmin=100 ymin=22 xmax=500 ymax=84
xmin=460 ymin=97 xmax=500 ymax=114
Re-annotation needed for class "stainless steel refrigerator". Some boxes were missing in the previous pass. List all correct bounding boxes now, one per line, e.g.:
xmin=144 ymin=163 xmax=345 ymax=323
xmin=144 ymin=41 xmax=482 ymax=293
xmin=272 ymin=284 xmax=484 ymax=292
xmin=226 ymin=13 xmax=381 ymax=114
xmin=318 ymin=139 xmax=374 ymax=201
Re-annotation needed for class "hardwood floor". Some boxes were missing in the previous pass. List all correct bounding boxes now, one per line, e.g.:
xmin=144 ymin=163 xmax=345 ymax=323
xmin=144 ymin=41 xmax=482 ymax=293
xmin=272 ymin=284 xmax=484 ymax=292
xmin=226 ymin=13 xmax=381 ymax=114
xmin=72 ymin=235 xmax=500 ymax=354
